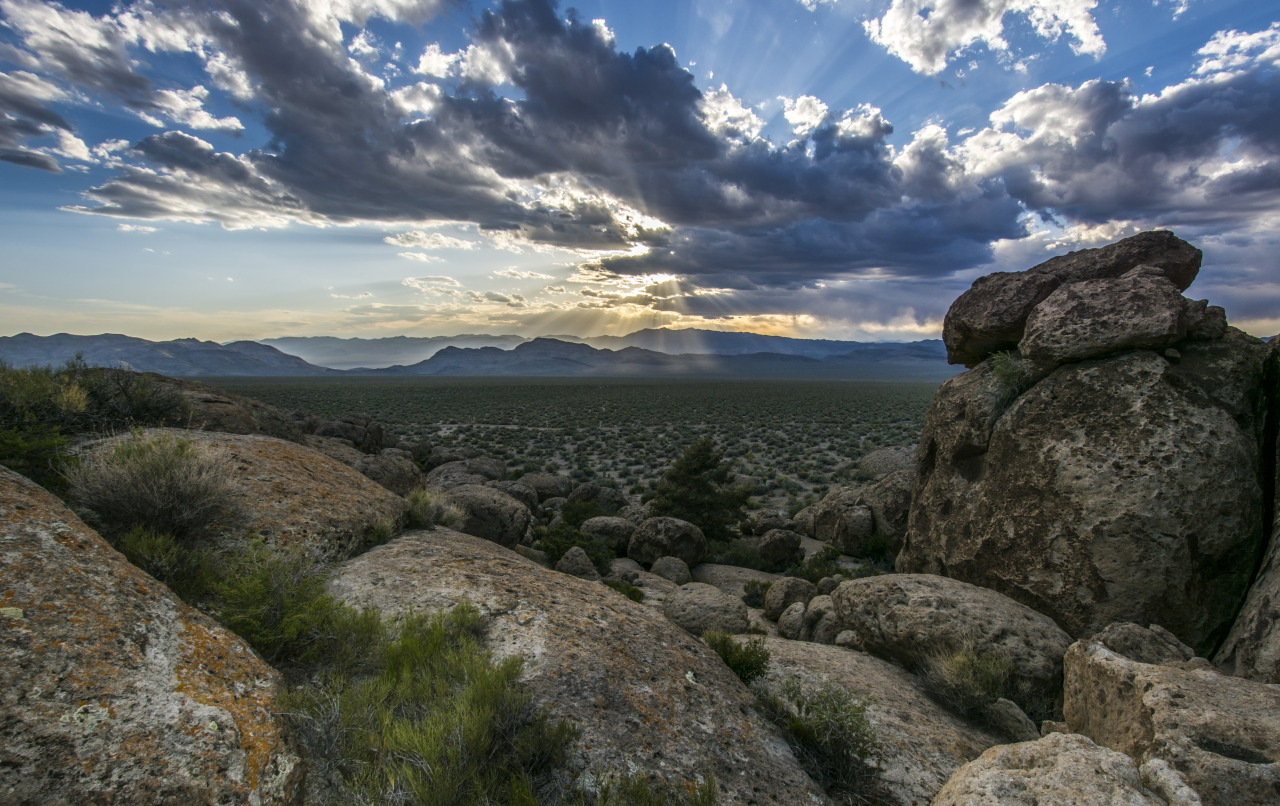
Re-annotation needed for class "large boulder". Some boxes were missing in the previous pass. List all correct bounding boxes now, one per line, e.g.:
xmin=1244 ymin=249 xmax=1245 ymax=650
xmin=758 ymin=528 xmax=803 ymax=565
xmin=0 ymin=466 xmax=302 ymax=804
xmin=354 ymin=453 xmax=424 ymax=496
xmin=567 ymin=482 xmax=629 ymax=515
xmin=1065 ymin=638 xmax=1280 ymax=806
xmin=78 ymin=428 xmax=408 ymax=562
xmin=486 ymin=479 xmax=539 ymax=512
xmin=831 ymin=574 xmax=1072 ymax=717
xmin=517 ymin=472 xmax=574 ymax=502
xmin=627 ymin=516 xmax=707 ymax=567
xmin=661 ymin=582 xmax=750 ymax=636
xmin=763 ymin=576 xmax=818 ymax=621
xmin=812 ymin=473 xmax=912 ymax=558
xmin=691 ymin=563 xmax=781 ymax=599
xmin=857 ymin=446 xmax=916 ymax=478
xmin=943 ymin=230 xmax=1202 ymax=367
xmin=327 ymin=530 xmax=827 ymax=803
xmin=441 ymin=484 xmax=531 ymax=548
xmin=811 ymin=486 xmax=866 ymax=547
xmin=932 ymin=732 xmax=1198 ymax=806
xmin=1020 ymin=265 xmax=1225 ymax=364
xmin=749 ymin=637 xmax=1003 ymax=806
xmin=899 ymin=332 xmax=1274 ymax=653
xmin=580 ymin=515 xmax=636 ymax=554
xmin=424 ymin=460 xmax=489 ymax=490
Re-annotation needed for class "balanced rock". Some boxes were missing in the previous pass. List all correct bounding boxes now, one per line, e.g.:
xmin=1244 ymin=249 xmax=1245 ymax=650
xmin=0 ymin=466 xmax=302 ymax=804
xmin=1065 ymin=638 xmax=1280 ymax=806
xmin=661 ymin=582 xmax=749 ymax=636
xmin=943 ymin=230 xmax=1202 ymax=367
xmin=899 ymin=331 xmax=1274 ymax=653
xmin=832 ymin=574 xmax=1072 ymax=717
xmin=933 ymin=732 xmax=1197 ymax=806
xmin=328 ymin=531 xmax=825 ymax=802
xmin=628 ymin=516 xmax=707 ymax=567
xmin=441 ymin=484 xmax=531 ymax=548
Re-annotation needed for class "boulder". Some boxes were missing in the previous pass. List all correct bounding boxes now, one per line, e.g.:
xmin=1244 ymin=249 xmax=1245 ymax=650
xmin=617 ymin=501 xmax=653 ymax=525
xmin=327 ymin=531 xmax=825 ymax=803
xmin=303 ymin=433 xmax=366 ymax=466
xmin=425 ymin=460 xmax=490 ymax=490
xmin=943 ymin=230 xmax=1202 ymax=367
xmin=149 ymin=374 xmax=305 ymax=442
xmin=899 ymin=333 xmax=1274 ymax=654
xmin=812 ymin=486 xmax=866 ymax=545
xmin=793 ymin=505 xmax=816 ymax=537
xmin=763 ymin=577 xmax=818 ymax=621
xmin=354 ymin=453 xmax=424 ymax=496
xmin=854 ymin=469 xmax=914 ymax=557
xmin=777 ymin=601 xmax=808 ymax=641
xmin=650 ymin=556 xmax=693 ymax=585
xmin=79 ymin=428 xmax=407 ymax=562
xmin=691 ymin=563 xmax=781 ymax=599
xmin=1093 ymin=623 xmax=1196 ymax=667
xmin=567 ymin=482 xmax=629 ymax=515
xmin=831 ymin=574 xmax=1072 ymax=717
xmin=804 ymin=594 xmax=841 ymax=645
xmin=758 ymin=528 xmax=803 ymax=565
xmin=516 ymin=471 xmax=573 ymax=502
xmin=628 ymin=517 xmax=707 ymax=567
xmin=661 ymin=582 xmax=750 ymax=636
xmin=580 ymin=515 xmax=636 ymax=554
xmin=556 ymin=546 xmax=600 ymax=581
xmin=857 ymin=446 xmax=916 ymax=478
xmin=441 ymin=484 xmax=531 ymax=548
xmin=749 ymin=637 xmax=1003 ymax=806
xmin=932 ymin=732 xmax=1195 ymax=806
xmin=0 ymin=466 xmax=302 ymax=804
xmin=1065 ymin=639 xmax=1280 ymax=806
xmin=486 ymin=479 xmax=539 ymax=512
xmin=752 ymin=514 xmax=792 ymax=536
xmin=1020 ymin=265 xmax=1223 ymax=363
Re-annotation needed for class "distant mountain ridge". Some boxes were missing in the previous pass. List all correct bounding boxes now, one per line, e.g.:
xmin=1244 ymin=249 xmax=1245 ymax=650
xmin=259 ymin=334 xmax=527 ymax=370
xmin=0 ymin=333 xmax=334 ymax=376
xmin=0 ymin=331 xmax=956 ymax=380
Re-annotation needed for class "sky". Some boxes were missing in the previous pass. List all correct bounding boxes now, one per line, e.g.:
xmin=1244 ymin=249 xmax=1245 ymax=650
xmin=0 ymin=0 xmax=1278 ymax=343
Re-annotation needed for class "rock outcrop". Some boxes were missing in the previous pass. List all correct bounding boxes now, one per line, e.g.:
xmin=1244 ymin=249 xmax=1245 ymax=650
xmin=627 ymin=516 xmax=707 ymax=566
xmin=933 ymin=732 xmax=1199 ymax=806
xmin=328 ymin=530 xmax=826 ymax=803
xmin=441 ymin=484 xmax=531 ymax=548
xmin=661 ymin=582 xmax=749 ymax=636
xmin=812 ymin=470 xmax=913 ymax=557
xmin=79 ymin=428 xmax=408 ymax=562
xmin=831 ymin=574 xmax=1072 ymax=715
xmin=896 ymin=312 xmax=1274 ymax=655
xmin=943 ymin=230 xmax=1203 ymax=367
xmin=151 ymin=374 xmax=306 ymax=442
xmin=1065 ymin=637 xmax=1280 ymax=806
xmin=0 ymin=466 xmax=302 ymax=804
xmin=751 ymin=637 xmax=1002 ymax=806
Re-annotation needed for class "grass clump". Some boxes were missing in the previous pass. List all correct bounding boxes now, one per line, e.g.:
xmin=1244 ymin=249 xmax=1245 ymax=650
xmin=604 ymin=579 xmax=645 ymax=602
xmin=703 ymin=631 xmax=770 ymax=685
xmin=917 ymin=642 xmax=1018 ymax=720
xmin=285 ymin=603 xmax=580 ymax=805
xmin=65 ymin=431 xmax=242 ymax=539
xmin=406 ymin=487 xmax=467 ymax=530
xmin=742 ymin=580 xmax=771 ymax=608
xmin=756 ymin=677 xmax=881 ymax=803
xmin=988 ymin=350 xmax=1035 ymax=406
xmin=597 ymin=773 xmax=717 ymax=805
xmin=116 ymin=525 xmax=216 ymax=601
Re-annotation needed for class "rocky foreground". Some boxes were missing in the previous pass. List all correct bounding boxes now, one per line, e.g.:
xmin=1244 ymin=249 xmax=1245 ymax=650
xmin=3 ymin=230 xmax=1280 ymax=804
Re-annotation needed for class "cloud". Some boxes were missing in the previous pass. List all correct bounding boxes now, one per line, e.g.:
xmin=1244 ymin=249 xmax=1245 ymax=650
xmin=144 ymin=85 xmax=244 ymax=132
xmin=865 ymin=0 xmax=1106 ymax=76
xmin=385 ymin=230 xmax=477 ymax=249
xmin=397 ymin=252 xmax=443 ymax=262
xmin=493 ymin=268 xmax=553 ymax=279
xmin=780 ymin=95 xmax=828 ymax=136
xmin=402 ymin=275 xmax=461 ymax=290
xmin=414 ymin=42 xmax=459 ymax=77
xmin=117 ymin=223 xmax=157 ymax=232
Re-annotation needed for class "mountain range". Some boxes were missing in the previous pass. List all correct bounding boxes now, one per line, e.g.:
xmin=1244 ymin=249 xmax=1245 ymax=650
xmin=0 ymin=330 xmax=957 ymax=380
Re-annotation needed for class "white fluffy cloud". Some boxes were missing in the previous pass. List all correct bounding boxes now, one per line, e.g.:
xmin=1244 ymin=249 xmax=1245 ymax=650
xmin=414 ymin=43 xmax=459 ymax=77
xmin=865 ymin=0 xmax=1105 ymax=75
xmin=779 ymin=94 xmax=828 ymax=136
xmin=385 ymin=230 xmax=478 ymax=249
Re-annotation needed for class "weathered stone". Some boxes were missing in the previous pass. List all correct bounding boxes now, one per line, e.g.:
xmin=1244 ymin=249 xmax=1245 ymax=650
xmin=763 ymin=576 xmax=818 ymax=621
xmin=516 ymin=471 xmax=573 ymax=502
xmin=150 ymin=373 xmax=306 ymax=442
xmin=580 ymin=515 xmax=636 ymax=554
xmin=803 ymin=594 xmax=841 ymax=645
xmin=567 ymin=482 xmax=628 ymax=515
xmin=556 ymin=545 xmax=601 ymax=581
xmin=690 ymin=563 xmax=781 ymax=599
xmin=1020 ymin=266 xmax=1209 ymax=363
xmin=943 ymin=230 xmax=1202 ymax=367
xmin=831 ymin=505 xmax=873 ymax=555
xmin=1093 ymin=623 xmax=1196 ymax=666
xmin=752 ymin=514 xmax=792 ymax=536
xmin=80 ymin=428 xmax=407 ymax=562
xmin=858 ymin=446 xmax=917 ymax=477
xmin=792 ymin=505 xmax=816 ymax=537
xmin=328 ymin=531 xmax=824 ymax=803
xmin=987 ymin=698 xmax=1040 ymax=742
xmin=855 ymin=469 xmax=914 ymax=557
xmin=303 ymin=433 xmax=366 ymax=466
xmin=0 ymin=466 xmax=302 ymax=804
xmin=750 ymin=637 xmax=1002 ymax=806
xmin=758 ymin=528 xmax=803 ymax=565
xmin=628 ymin=517 xmax=707 ymax=567
xmin=424 ymin=460 xmax=489 ymax=490
xmin=662 ymin=582 xmax=750 ymax=636
xmin=442 ymin=484 xmax=531 ymax=548
xmin=617 ymin=501 xmax=653 ymax=525
xmin=900 ymin=336 xmax=1273 ymax=654
xmin=650 ymin=555 xmax=693 ymax=585
xmin=354 ymin=453 xmax=424 ymax=496
xmin=486 ymin=479 xmax=539 ymax=512
xmin=831 ymin=574 xmax=1072 ymax=716
xmin=1065 ymin=639 xmax=1280 ymax=806
xmin=777 ymin=601 xmax=808 ymax=641
xmin=932 ymin=732 xmax=1186 ymax=806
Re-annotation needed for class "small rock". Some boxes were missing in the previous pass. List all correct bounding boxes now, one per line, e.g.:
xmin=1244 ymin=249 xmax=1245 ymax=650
xmin=986 ymin=697 xmax=1040 ymax=742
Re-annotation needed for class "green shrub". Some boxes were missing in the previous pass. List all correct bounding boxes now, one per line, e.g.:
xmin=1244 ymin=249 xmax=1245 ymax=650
xmin=918 ymin=644 xmax=1014 ymax=719
xmin=537 ymin=523 xmax=616 ymax=576
xmin=703 ymin=631 xmax=770 ymax=685
xmin=65 ymin=432 xmax=242 ymax=538
xmin=756 ymin=677 xmax=881 ymax=802
xmin=784 ymin=545 xmax=843 ymax=584
xmin=704 ymin=539 xmax=779 ymax=572
xmin=604 ymin=579 xmax=645 ymax=602
xmin=213 ymin=539 xmax=342 ymax=664
xmin=650 ymin=437 xmax=750 ymax=542
xmin=406 ymin=488 xmax=467 ymax=530
xmin=560 ymin=498 xmax=602 ymax=528
xmin=597 ymin=773 xmax=717 ymax=805
xmin=365 ymin=516 xmax=398 ymax=546
xmin=989 ymin=351 xmax=1035 ymax=405
xmin=741 ymin=579 xmax=772 ymax=608
xmin=284 ymin=604 xmax=580 ymax=805
xmin=116 ymin=525 xmax=215 ymax=600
